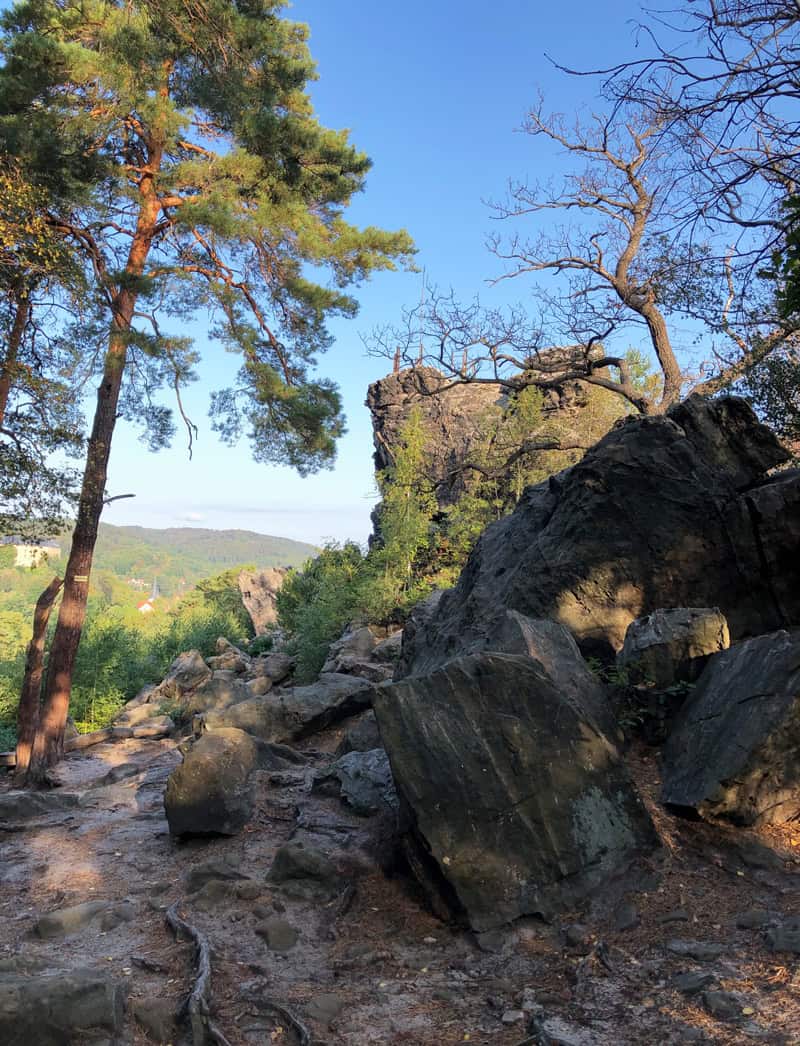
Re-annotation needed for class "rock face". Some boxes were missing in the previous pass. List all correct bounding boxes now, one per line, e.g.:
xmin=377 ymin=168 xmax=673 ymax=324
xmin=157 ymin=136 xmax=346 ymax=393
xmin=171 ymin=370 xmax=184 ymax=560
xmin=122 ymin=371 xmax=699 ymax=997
xmin=399 ymin=396 xmax=796 ymax=667
xmin=399 ymin=607 xmax=613 ymax=735
xmin=367 ymin=362 xmax=598 ymax=512
xmin=164 ymin=727 xmax=259 ymax=836
xmin=375 ymin=653 xmax=658 ymax=931
xmin=617 ymin=608 xmax=730 ymax=687
xmin=238 ymin=567 xmax=288 ymax=635
xmin=204 ymin=673 xmax=375 ymax=744
xmin=662 ymin=630 xmax=800 ymax=825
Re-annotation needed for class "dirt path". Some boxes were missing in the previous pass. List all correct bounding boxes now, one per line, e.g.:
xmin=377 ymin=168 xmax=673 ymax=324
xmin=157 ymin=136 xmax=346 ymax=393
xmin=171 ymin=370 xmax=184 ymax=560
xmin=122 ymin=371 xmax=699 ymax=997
xmin=1 ymin=733 xmax=798 ymax=1045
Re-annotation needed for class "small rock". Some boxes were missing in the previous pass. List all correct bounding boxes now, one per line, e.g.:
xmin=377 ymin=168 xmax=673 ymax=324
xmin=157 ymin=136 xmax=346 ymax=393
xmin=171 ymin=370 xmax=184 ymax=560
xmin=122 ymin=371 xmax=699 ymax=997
xmin=98 ymin=901 xmax=135 ymax=932
xmin=306 ymin=992 xmax=345 ymax=1027
xmin=193 ymin=879 xmax=239 ymax=909
xmin=34 ymin=901 xmax=109 ymax=939
xmin=563 ymin=923 xmax=591 ymax=953
xmin=131 ymin=997 xmax=178 ymax=1043
xmin=766 ymin=919 xmax=800 ymax=954
xmin=501 ymin=1009 xmax=525 ymax=1025
xmin=255 ymin=916 xmax=299 ymax=952
xmin=735 ymin=908 xmax=772 ymax=930
xmin=671 ymin=970 xmax=717 ymax=996
xmin=613 ymin=902 xmax=639 ymax=931
xmin=185 ymin=857 xmax=247 ymax=893
xmin=312 ymin=748 xmax=397 ymax=816
xmin=666 ymin=939 xmax=726 ymax=961
xmin=236 ymin=881 xmax=262 ymax=901
xmin=131 ymin=715 xmax=174 ymax=739
xmin=268 ymin=840 xmax=341 ymax=901
xmin=658 ymin=908 xmax=690 ymax=925
xmin=0 ymin=969 xmax=127 ymax=1041
xmin=703 ymin=990 xmax=742 ymax=1021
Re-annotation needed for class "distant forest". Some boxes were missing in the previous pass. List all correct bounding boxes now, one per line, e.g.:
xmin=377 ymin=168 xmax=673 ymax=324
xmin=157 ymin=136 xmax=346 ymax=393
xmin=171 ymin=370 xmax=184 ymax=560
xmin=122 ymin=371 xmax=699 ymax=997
xmin=63 ymin=524 xmax=318 ymax=597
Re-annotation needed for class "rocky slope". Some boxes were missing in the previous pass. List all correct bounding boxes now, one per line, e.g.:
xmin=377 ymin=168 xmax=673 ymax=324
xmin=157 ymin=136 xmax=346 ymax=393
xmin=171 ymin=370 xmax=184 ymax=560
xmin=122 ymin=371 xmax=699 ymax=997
xmin=2 ymin=394 xmax=799 ymax=1046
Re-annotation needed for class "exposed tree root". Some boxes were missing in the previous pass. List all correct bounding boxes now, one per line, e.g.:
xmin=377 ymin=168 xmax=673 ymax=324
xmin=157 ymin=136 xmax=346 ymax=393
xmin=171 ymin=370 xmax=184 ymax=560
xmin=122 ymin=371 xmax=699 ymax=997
xmin=245 ymin=997 xmax=312 ymax=1046
xmin=165 ymin=901 xmax=232 ymax=1046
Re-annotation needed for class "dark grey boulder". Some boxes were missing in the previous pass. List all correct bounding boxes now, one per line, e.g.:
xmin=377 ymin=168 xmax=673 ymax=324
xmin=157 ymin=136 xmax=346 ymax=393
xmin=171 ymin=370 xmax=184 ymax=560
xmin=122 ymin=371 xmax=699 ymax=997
xmin=398 ymin=396 xmax=797 ymax=670
xmin=662 ymin=630 xmax=800 ymax=825
xmin=335 ymin=710 xmax=382 ymax=756
xmin=313 ymin=748 xmax=398 ymax=816
xmin=0 ymin=969 xmax=127 ymax=1046
xmin=617 ymin=607 xmax=730 ymax=687
xmin=204 ymin=673 xmax=374 ymax=744
xmin=374 ymin=653 xmax=658 ymax=931
xmin=164 ymin=727 xmax=259 ymax=836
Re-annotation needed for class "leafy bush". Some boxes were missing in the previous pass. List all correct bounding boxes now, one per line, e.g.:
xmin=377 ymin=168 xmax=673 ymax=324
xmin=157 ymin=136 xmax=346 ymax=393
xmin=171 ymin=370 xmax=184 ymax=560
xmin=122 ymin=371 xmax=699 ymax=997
xmin=277 ymin=542 xmax=367 ymax=681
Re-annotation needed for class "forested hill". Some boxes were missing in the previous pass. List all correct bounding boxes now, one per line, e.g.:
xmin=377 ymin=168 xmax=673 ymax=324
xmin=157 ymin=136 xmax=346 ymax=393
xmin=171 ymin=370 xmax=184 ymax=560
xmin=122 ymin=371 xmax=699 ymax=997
xmin=56 ymin=524 xmax=318 ymax=597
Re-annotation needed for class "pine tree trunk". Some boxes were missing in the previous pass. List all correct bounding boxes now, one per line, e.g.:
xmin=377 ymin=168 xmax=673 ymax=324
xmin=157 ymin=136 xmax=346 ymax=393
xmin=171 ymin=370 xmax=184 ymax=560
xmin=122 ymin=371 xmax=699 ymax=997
xmin=14 ymin=575 xmax=63 ymax=777
xmin=24 ymin=321 xmax=130 ymax=783
xmin=0 ymin=287 xmax=30 ymax=429
xmin=22 ymin=125 xmax=165 ymax=782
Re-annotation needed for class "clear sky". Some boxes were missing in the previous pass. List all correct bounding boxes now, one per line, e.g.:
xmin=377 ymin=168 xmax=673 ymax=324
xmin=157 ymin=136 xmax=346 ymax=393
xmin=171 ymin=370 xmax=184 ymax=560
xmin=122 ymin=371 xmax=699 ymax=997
xmin=7 ymin=1 xmax=656 ymax=545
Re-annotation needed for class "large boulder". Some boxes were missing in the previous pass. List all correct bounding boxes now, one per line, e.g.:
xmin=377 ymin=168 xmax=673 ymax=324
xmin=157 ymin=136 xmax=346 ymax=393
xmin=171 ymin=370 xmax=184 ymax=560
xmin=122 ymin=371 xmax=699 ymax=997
xmin=662 ymin=630 xmax=800 ymax=825
xmin=203 ymin=673 xmax=375 ymax=744
xmin=158 ymin=649 xmax=212 ymax=697
xmin=374 ymin=653 xmax=659 ymax=931
xmin=617 ymin=608 xmax=730 ymax=687
xmin=164 ymin=727 xmax=259 ymax=836
xmin=399 ymin=396 xmax=796 ymax=669
xmin=0 ymin=969 xmax=127 ymax=1046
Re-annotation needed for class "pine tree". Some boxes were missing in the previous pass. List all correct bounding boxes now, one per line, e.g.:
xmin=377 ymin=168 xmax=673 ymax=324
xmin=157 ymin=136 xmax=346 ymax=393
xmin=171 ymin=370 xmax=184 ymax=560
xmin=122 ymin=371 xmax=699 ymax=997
xmin=0 ymin=0 xmax=414 ymax=778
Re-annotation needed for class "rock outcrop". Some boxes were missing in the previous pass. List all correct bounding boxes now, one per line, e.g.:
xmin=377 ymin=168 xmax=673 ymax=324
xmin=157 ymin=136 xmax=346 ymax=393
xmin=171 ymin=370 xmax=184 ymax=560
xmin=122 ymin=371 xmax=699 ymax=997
xmin=366 ymin=361 xmax=596 ymax=513
xmin=238 ymin=567 xmax=288 ymax=635
xmin=375 ymin=653 xmax=658 ymax=931
xmin=662 ymin=630 xmax=800 ymax=825
xmin=399 ymin=396 xmax=797 ymax=668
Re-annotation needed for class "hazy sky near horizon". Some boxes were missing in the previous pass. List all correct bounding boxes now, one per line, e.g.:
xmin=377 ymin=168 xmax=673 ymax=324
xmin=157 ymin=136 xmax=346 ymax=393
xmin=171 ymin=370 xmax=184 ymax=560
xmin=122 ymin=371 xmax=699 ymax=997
xmin=9 ymin=1 xmax=661 ymax=545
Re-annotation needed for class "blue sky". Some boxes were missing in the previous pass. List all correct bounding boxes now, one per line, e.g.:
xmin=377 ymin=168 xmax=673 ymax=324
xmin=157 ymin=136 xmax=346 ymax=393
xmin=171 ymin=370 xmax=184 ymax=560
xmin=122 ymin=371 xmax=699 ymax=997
xmin=6 ymin=1 xmax=659 ymax=545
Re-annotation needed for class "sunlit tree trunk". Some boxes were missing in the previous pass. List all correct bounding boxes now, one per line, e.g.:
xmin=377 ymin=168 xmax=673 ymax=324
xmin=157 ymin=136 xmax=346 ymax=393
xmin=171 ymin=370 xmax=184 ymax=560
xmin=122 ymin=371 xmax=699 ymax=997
xmin=14 ymin=575 xmax=63 ymax=776
xmin=25 ymin=153 xmax=162 ymax=782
